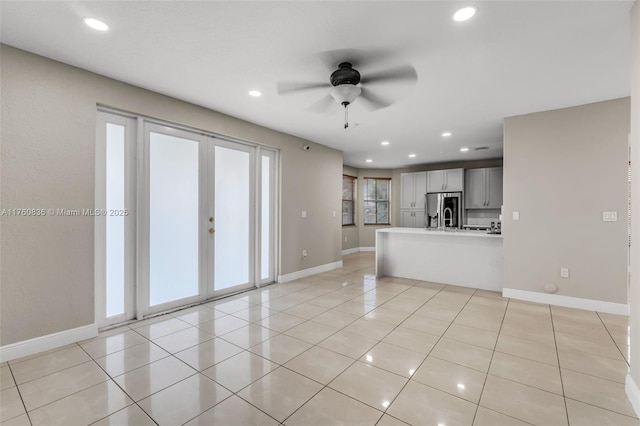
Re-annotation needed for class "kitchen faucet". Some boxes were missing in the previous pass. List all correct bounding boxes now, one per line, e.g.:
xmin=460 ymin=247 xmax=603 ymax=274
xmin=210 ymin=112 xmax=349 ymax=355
xmin=443 ymin=207 xmax=453 ymax=228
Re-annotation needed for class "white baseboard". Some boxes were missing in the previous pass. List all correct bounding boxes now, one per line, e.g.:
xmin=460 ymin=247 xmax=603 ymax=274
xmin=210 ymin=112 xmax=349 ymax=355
xmin=342 ymin=247 xmax=376 ymax=256
xmin=0 ymin=323 xmax=98 ymax=362
xmin=342 ymin=248 xmax=360 ymax=256
xmin=278 ymin=260 xmax=343 ymax=283
xmin=626 ymin=375 xmax=640 ymax=418
xmin=502 ymin=288 xmax=629 ymax=315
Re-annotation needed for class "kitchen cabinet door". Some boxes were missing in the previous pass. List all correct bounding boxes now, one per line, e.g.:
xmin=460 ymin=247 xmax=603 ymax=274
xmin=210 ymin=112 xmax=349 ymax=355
xmin=400 ymin=209 xmax=425 ymax=228
xmin=465 ymin=168 xmax=486 ymax=208
xmin=464 ymin=167 xmax=503 ymax=209
xmin=486 ymin=167 xmax=503 ymax=208
xmin=444 ymin=169 xmax=464 ymax=192
xmin=401 ymin=172 xmax=427 ymax=209
xmin=427 ymin=170 xmax=444 ymax=192
xmin=427 ymin=169 xmax=463 ymax=192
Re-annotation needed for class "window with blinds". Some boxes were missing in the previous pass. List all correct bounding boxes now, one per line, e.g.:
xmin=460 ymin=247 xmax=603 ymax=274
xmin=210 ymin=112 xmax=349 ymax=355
xmin=342 ymin=175 xmax=356 ymax=226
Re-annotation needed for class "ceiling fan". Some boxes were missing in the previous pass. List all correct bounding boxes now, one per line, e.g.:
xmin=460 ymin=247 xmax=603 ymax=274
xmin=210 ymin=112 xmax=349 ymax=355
xmin=277 ymin=52 xmax=418 ymax=129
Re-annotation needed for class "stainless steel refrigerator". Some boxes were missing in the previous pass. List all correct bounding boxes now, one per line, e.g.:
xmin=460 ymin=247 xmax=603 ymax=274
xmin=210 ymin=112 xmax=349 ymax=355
xmin=426 ymin=192 xmax=463 ymax=229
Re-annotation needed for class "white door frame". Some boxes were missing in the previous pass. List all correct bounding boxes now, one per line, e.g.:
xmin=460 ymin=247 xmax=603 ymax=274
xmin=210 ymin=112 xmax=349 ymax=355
xmin=96 ymin=110 xmax=279 ymax=325
xmin=95 ymin=111 xmax=137 ymax=328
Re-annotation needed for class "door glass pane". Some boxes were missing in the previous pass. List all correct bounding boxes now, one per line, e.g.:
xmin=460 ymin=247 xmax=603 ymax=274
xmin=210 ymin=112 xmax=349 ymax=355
xmin=215 ymin=146 xmax=250 ymax=290
xmin=106 ymin=123 xmax=125 ymax=317
xmin=149 ymin=132 xmax=199 ymax=306
xmin=261 ymin=154 xmax=270 ymax=280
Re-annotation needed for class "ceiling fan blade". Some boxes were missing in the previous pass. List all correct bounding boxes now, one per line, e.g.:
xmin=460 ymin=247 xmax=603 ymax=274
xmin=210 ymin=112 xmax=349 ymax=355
xmin=306 ymin=95 xmax=335 ymax=113
xmin=358 ymin=88 xmax=394 ymax=111
xmin=360 ymin=65 xmax=418 ymax=85
xmin=277 ymin=81 xmax=328 ymax=95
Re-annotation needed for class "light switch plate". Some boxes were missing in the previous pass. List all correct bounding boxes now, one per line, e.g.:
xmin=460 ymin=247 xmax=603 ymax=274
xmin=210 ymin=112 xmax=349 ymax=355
xmin=602 ymin=211 xmax=617 ymax=222
xmin=301 ymin=211 xmax=307 ymax=218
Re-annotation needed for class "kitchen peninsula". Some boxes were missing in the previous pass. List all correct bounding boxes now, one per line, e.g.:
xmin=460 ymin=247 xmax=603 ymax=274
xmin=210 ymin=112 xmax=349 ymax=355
xmin=375 ymin=228 xmax=503 ymax=291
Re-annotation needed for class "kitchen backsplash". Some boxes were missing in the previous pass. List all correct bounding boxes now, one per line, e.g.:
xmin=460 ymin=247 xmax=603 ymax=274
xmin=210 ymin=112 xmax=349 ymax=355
xmin=466 ymin=209 xmax=501 ymax=227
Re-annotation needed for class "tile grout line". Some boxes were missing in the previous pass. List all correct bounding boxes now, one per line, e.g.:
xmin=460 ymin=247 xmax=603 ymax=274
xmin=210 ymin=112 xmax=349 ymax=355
xmin=6 ymin=358 xmax=34 ymax=426
xmin=371 ymin=285 xmax=481 ymax=424
xmin=549 ymin=305 xmax=572 ymax=426
xmin=467 ymin=291 xmax=509 ymax=425
xmin=76 ymin=341 xmax=162 ymax=426
xmin=595 ymin=311 xmax=631 ymax=367
xmin=278 ymin=275 xmax=427 ymax=425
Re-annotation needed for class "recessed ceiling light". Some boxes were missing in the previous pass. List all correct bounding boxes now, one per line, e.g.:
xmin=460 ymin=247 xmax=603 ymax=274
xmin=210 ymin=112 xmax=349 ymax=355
xmin=83 ymin=17 xmax=109 ymax=31
xmin=460 ymin=147 xmax=469 ymax=152
xmin=366 ymin=159 xmax=373 ymax=163
xmin=453 ymin=6 xmax=477 ymax=22
xmin=408 ymin=154 xmax=416 ymax=158
xmin=249 ymin=90 xmax=262 ymax=97
xmin=381 ymin=141 xmax=390 ymax=146
xmin=441 ymin=132 xmax=452 ymax=137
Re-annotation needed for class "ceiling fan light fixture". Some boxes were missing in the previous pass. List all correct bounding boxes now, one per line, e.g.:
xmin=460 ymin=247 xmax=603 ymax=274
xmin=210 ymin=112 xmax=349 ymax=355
xmin=453 ymin=6 xmax=477 ymax=22
xmin=329 ymin=84 xmax=362 ymax=105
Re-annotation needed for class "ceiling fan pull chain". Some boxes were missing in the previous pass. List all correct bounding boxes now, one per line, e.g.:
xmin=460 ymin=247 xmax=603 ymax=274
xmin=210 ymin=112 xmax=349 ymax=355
xmin=344 ymin=103 xmax=349 ymax=129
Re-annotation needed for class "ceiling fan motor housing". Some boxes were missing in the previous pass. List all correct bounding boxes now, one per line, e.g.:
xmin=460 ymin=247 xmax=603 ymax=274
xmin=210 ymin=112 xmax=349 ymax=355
xmin=330 ymin=62 xmax=361 ymax=86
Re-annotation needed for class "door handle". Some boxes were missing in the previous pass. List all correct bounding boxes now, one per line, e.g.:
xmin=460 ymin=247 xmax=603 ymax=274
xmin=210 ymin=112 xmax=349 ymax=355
xmin=209 ymin=228 xmax=215 ymax=234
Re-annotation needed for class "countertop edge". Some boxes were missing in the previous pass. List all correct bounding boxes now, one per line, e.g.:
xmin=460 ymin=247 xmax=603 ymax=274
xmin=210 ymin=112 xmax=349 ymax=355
xmin=376 ymin=227 xmax=503 ymax=239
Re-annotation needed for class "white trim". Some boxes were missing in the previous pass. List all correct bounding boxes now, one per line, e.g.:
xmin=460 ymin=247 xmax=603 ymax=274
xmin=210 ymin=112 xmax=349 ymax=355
xmin=342 ymin=248 xmax=360 ymax=256
xmin=342 ymin=246 xmax=377 ymax=256
xmin=0 ymin=324 xmax=98 ymax=362
xmin=626 ymin=375 xmax=640 ymax=418
xmin=277 ymin=260 xmax=343 ymax=283
xmin=503 ymin=288 xmax=629 ymax=315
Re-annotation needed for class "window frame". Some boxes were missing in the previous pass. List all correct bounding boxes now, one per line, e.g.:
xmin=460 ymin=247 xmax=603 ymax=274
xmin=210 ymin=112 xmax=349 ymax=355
xmin=342 ymin=174 xmax=357 ymax=227
xmin=363 ymin=177 xmax=391 ymax=225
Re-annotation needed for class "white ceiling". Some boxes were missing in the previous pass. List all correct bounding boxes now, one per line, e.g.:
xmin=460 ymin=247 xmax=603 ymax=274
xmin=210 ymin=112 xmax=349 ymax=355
xmin=0 ymin=1 xmax=632 ymax=168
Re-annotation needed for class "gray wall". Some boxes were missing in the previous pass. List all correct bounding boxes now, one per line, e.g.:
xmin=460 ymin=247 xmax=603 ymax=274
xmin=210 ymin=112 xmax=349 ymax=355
xmin=503 ymin=98 xmax=629 ymax=304
xmin=629 ymin=0 xmax=640 ymax=394
xmin=0 ymin=45 xmax=343 ymax=346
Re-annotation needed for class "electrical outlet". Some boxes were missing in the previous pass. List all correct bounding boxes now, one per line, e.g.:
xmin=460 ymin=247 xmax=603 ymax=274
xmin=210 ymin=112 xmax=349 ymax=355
xmin=603 ymin=212 xmax=617 ymax=222
xmin=302 ymin=250 xmax=307 ymax=257
xmin=512 ymin=211 xmax=520 ymax=221
xmin=333 ymin=211 xmax=336 ymax=217
xmin=560 ymin=268 xmax=570 ymax=278
xmin=301 ymin=211 xmax=307 ymax=218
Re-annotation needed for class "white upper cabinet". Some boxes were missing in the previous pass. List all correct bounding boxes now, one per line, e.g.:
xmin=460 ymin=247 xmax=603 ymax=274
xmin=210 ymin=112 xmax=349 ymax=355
xmin=427 ymin=168 xmax=463 ymax=192
xmin=400 ymin=172 xmax=427 ymax=209
xmin=486 ymin=167 xmax=503 ymax=208
xmin=465 ymin=167 xmax=503 ymax=209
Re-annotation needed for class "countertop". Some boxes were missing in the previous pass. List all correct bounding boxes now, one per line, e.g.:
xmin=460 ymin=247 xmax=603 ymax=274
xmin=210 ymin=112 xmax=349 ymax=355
xmin=376 ymin=227 xmax=503 ymax=239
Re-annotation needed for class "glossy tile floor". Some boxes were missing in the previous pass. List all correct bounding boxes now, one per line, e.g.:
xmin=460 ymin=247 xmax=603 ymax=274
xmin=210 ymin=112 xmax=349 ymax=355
xmin=1 ymin=252 xmax=637 ymax=425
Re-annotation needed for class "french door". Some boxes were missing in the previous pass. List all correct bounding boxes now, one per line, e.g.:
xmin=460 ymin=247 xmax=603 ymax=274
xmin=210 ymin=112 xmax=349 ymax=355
xmin=96 ymin=111 xmax=277 ymax=326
